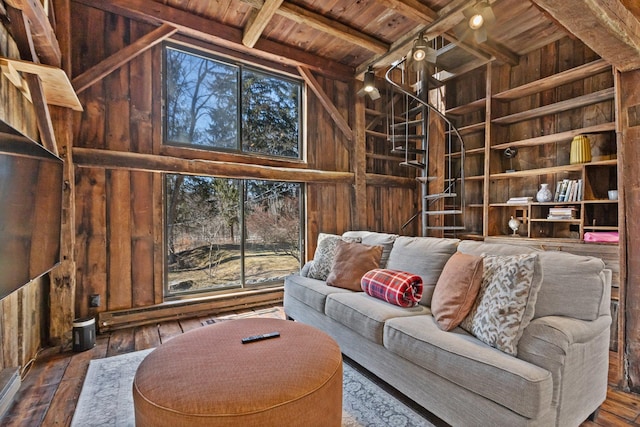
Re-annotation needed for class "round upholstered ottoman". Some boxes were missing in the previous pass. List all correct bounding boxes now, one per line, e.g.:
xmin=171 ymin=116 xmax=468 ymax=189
xmin=132 ymin=318 xmax=343 ymax=427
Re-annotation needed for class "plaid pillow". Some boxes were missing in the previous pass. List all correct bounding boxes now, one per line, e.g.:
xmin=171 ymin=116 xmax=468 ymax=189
xmin=361 ymin=269 xmax=423 ymax=307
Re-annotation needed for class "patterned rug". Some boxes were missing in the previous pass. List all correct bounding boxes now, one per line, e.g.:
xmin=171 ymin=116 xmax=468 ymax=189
xmin=71 ymin=348 xmax=436 ymax=427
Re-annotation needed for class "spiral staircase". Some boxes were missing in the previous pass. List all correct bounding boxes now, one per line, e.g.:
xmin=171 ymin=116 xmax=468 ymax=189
xmin=383 ymin=59 xmax=466 ymax=237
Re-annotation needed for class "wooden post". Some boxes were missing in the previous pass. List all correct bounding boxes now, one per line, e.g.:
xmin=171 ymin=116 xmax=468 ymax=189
xmin=48 ymin=0 xmax=76 ymax=347
xmin=353 ymin=88 xmax=367 ymax=229
xmin=618 ymin=68 xmax=640 ymax=392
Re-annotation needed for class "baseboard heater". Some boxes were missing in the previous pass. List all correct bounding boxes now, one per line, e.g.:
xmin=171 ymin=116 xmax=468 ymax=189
xmin=98 ymin=287 xmax=284 ymax=332
xmin=0 ymin=368 xmax=20 ymax=418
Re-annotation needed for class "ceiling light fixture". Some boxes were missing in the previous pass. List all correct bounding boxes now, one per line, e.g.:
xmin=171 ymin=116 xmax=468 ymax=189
xmin=363 ymin=67 xmax=375 ymax=93
xmin=468 ymin=13 xmax=484 ymax=30
xmin=456 ymin=1 xmax=495 ymax=44
xmin=410 ymin=32 xmax=437 ymax=64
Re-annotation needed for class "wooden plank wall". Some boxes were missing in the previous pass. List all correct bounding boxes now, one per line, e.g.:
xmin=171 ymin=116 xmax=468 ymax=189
xmin=69 ymin=4 xmax=418 ymax=319
xmin=0 ymin=21 xmax=47 ymax=371
xmin=618 ymin=68 xmax=640 ymax=392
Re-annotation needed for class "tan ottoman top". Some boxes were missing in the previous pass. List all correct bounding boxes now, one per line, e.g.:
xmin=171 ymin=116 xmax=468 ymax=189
xmin=133 ymin=318 xmax=342 ymax=425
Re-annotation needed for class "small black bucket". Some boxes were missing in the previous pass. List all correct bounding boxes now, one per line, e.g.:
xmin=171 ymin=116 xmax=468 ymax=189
xmin=72 ymin=317 xmax=96 ymax=352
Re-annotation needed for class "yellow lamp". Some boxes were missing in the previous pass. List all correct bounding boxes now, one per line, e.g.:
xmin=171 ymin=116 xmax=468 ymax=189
xmin=570 ymin=135 xmax=591 ymax=164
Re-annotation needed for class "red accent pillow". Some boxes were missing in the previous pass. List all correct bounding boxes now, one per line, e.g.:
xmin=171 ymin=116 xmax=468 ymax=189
xmin=361 ymin=269 xmax=423 ymax=307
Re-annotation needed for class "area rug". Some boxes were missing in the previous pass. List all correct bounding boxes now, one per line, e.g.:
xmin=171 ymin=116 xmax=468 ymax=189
xmin=71 ymin=349 xmax=435 ymax=427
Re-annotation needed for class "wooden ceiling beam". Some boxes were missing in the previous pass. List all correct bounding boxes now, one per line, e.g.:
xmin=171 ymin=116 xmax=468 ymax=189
xmin=357 ymin=0 xmax=517 ymax=77
xmin=72 ymin=0 xmax=354 ymax=79
xmin=4 ymin=6 xmax=58 ymax=155
xmin=531 ymin=0 xmax=640 ymax=71
xmin=298 ymin=66 xmax=353 ymax=142
xmin=72 ymin=23 xmax=177 ymax=93
xmin=242 ymin=0 xmax=284 ymax=48
xmin=4 ymin=0 xmax=61 ymax=66
xmin=241 ymin=0 xmax=389 ymax=54
xmin=378 ymin=0 xmax=438 ymax=23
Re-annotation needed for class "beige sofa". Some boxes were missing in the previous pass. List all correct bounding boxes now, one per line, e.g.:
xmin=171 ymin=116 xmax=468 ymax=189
xmin=283 ymin=232 xmax=611 ymax=426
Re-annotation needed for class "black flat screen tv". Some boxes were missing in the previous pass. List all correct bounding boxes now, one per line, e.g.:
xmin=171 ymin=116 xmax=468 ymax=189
xmin=0 ymin=120 xmax=63 ymax=300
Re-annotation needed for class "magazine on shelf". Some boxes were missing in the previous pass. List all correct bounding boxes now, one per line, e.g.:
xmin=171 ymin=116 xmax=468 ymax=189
xmin=506 ymin=196 xmax=533 ymax=204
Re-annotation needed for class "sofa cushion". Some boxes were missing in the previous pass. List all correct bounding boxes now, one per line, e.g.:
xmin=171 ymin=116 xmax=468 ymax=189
xmin=284 ymin=274 xmax=353 ymax=313
xmin=342 ymin=231 xmax=398 ymax=268
xmin=431 ymin=252 xmax=484 ymax=331
xmin=307 ymin=233 xmax=361 ymax=280
xmin=460 ymin=253 xmax=543 ymax=356
xmin=384 ymin=315 xmax=553 ymax=419
xmin=324 ymin=293 xmax=429 ymax=344
xmin=326 ymin=241 xmax=383 ymax=291
xmin=457 ymin=240 xmax=607 ymax=321
xmin=386 ymin=236 xmax=459 ymax=306
xmin=361 ymin=269 xmax=423 ymax=307
xmin=534 ymin=251 xmax=606 ymax=321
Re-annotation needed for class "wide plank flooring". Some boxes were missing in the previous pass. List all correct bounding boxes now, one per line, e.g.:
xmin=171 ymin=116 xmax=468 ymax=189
xmin=2 ymin=304 xmax=639 ymax=426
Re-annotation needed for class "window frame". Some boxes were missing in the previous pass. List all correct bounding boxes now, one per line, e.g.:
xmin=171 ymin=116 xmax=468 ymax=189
xmin=162 ymin=42 xmax=303 ymax=161
xmin=163 ymin=174 xmax=306 ymax=299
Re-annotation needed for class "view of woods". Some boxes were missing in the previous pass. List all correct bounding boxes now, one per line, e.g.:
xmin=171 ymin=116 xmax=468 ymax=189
xmin=164 ymin=45 xmax=303 ymax=295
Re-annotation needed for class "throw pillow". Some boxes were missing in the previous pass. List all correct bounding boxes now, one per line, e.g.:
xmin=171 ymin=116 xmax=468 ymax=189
xmin=431 ymin=252 xmax=484 ymax=331
xmin=460 ymin=253 xmax=543 ymax=356
xmin=326 ymin=241 xmax=383 ymax=291
xmin=342 ymin=231 xmax=398 ymax=268
xmin=360 ymin=269 xmax=423 ymax=307
xmin=307 ymin=233 xmax=361 ymax=281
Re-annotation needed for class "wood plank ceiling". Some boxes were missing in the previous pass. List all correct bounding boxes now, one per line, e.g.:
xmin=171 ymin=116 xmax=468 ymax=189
xmin=136 ymin=0 xmax=638 ymax=78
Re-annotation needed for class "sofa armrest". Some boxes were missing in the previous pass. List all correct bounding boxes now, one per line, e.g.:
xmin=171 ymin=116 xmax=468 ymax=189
xmin=517 ymin=315 xmax=611 ymax=408
xmin=519 ymin=315 xmax=611 ymax=356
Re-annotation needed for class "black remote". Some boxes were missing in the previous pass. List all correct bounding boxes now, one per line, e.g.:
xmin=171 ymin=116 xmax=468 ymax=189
xmin=241 ymin=331 xmax=280 ymax=344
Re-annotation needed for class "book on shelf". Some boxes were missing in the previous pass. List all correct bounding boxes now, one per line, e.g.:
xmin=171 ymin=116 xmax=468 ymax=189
xmin=548 ymin=206 xmax=577 ymax=219
xmin=547 ymin=215 xmax=575 ymax=220
xmin=506 ymin=196 xmax=533 ymax=204
xmin=555 ymin=179 xmax=583 ymax=202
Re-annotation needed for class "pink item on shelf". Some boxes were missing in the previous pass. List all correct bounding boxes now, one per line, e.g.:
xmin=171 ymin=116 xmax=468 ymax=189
xmin=584 ymin=232 xmax=619 ymax=243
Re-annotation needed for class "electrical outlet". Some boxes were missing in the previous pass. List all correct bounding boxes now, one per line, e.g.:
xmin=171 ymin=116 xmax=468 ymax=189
xmin=89 ymin=294 xmax=100 ymax=308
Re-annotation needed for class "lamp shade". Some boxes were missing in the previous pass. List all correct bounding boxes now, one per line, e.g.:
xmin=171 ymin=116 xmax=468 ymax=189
xmin=569 ymin=135 xmax=592 ymax=164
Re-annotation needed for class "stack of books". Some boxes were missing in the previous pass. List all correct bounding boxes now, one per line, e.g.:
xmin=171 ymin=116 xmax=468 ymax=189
xmin=506 ymin=196 xmax=533 ymax=204
xmin=554 ymin=179 xmax=583 ymax=202
xmin=547 ymin=206 xmax=577 ymax=220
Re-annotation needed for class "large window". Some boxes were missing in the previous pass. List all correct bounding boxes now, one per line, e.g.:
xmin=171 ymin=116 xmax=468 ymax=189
xmin=164 ymin=44 xmax=302 ymax=159
xmin=166 ymin=175 xmax=303 ymax=296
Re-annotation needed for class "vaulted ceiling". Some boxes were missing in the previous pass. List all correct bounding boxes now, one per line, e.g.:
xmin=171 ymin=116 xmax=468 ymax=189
xmin=5 ymin=0 xmax=640 ymax=82
xmin=131 ymin=0 xmax=640 ymax=79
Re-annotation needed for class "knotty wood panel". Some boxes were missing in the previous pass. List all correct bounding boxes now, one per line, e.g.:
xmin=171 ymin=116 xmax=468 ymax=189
xmin=69 ymin=4 xmax=373 ymax=314
xmin=0 ymin=25 xmax=47 ymax=372
xmin=619 ymin=69 xmax=640 ymax=392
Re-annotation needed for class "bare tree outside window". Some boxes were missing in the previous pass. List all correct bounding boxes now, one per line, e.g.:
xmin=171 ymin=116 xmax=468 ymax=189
xmin=163 ymin=44 xmax=303 ymax=296
xmin=166 ymin=176 xmax=301 ymax=295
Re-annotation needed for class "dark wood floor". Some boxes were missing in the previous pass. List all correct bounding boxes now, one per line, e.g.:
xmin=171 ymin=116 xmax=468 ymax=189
xmin=2 ymin=304 xmax=640 ymax=427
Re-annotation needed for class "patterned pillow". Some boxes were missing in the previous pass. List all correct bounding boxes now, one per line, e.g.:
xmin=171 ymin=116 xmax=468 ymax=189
xmin=307 ymin=233 xmax=361 ymax=280
xmin=361 ymin=269 xmax=423 ymax=307
xmin=460 ymin=253 xmax=543 ymax=356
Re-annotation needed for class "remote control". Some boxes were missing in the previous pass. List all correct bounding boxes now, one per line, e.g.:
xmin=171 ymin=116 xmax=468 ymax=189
xmin=241 ymin=331 xmax=280 ymax=344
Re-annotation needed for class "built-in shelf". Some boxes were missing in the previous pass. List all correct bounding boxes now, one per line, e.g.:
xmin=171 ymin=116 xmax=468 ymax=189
xmin=365 ymin=129 xmax=387 ymax=139
xmin=493 ymin=59 xmax=611 ymax=101
xmin=490 ymin=163 xmax=583 ymax=179
xmin=447 ymin=121 xmax=485 ymax=136
xmin=448 ymin=147 xmax=484 ymax=158
xmin=446 ymin=97 xmax=486 ymax=115
xmin=492 ymin=88 xmax=614 ymax=125
xmin=491 ymin=122 xmax=616 ymax=150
